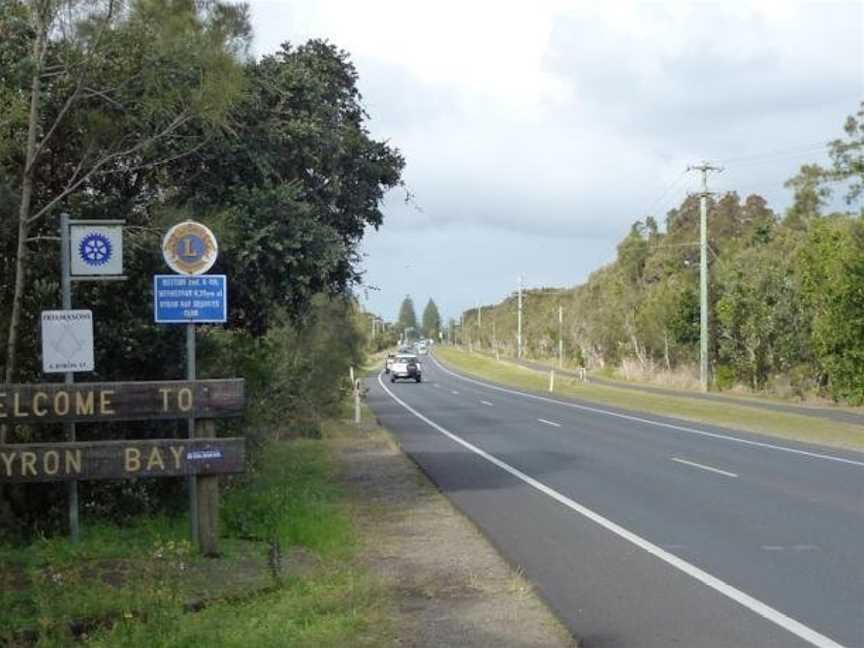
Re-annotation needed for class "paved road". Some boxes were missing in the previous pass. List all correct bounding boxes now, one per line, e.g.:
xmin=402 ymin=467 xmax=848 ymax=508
xmin=367 ymin=353 xmax=864 ymax=648
xmin=498 ymin=353 xmax=864 ymax=426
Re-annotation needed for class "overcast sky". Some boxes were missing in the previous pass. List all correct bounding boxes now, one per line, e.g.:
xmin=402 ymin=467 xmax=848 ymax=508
xmin=247 ymin=0 xmax=863 ymax=324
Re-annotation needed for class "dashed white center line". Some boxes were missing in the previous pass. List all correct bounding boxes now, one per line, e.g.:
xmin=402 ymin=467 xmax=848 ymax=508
xmin=434 ymin=383 xmax=441 ymax=388
xmin=378 ymin=372 xmax=846 ymax=648
xmin=671 ymin=457 xmax=738 ymax=478
xmin=481 ymin=400 xmax=493 ymax=407
xmin=537 ymin=418 xmax=561 ymax=428
xmin=451 ymin=390 xmax=459 ymax=395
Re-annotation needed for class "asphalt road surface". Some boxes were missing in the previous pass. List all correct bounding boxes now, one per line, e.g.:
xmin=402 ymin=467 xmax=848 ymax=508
xmin=367 ymin=353 xmax=864 ymax=648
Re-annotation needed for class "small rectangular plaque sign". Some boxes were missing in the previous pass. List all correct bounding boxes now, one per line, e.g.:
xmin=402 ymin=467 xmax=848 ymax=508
xmin=41 ymin=310 xmax=95 ymax=373
xmin=154 ymin=275 xmax=227 ymax=323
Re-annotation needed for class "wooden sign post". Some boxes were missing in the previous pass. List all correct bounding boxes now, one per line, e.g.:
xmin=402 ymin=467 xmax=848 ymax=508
xmin=0 ymin=378 xmax=244 ymax=555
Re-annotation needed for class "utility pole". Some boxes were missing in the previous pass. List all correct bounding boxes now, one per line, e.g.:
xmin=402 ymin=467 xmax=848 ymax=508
xmin=687 ymin=162 xmax=723 ymax=392
xmin=517 ymin=274 xmax=524 ymax=358
xmin=558 ymin=304 xmax=563 ymax=368
xmin=492 ymin=319 xmax=497 ymax=353
xmin=476 ymin=301 xmax=482 ymax=349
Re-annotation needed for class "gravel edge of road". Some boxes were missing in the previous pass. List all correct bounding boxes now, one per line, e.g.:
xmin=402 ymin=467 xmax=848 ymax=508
xmin=331 ymin=412 xmax=580 ymax=648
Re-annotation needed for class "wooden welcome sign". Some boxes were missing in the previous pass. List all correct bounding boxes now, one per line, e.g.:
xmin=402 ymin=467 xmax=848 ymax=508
xmin=0 ymin=378 xmax=246 ymax=555
xmin=0 ymin=379 xmax=244 ymax=424
xmin=0 ymin=438 xmax=245 ymax=482
xmin=0 ymin=379 xmax=245 ymax=484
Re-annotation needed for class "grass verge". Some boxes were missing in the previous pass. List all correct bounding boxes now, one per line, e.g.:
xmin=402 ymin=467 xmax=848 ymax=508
xmin=0 ymin=436 xmax=390 ymax=647
xmin=436 ymin=347 xmax=864 ymax=452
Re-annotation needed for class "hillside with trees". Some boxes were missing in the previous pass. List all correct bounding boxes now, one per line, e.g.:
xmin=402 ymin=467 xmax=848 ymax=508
xmin=460 ymin=102 xmax=864 ymax=403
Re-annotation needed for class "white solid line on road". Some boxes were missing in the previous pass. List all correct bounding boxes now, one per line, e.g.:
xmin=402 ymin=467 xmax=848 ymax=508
xmin=671 ymin=457 xmax=738 ymax=478
xmin=429 ymin=355 xmax=864 ymax=469
xmin=537 ymin=418 xmax=561 ymax=428
xmin=377 ymin=372 xmax=847 ymax=648
xmin=481 ymin=400 xmax=493 ymax=407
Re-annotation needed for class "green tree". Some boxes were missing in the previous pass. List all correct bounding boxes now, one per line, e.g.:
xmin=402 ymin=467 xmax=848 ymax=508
xmin=1 ymin=0 xmax=250 ymax=388
xmin=798 ymin=217 xmax=864 ymax=402
xmin=783 ymin=164 xmax=832 ymax=228
xmin=397 ymin=295 xmax=418 ymax=337
xmin=715 ymin=231 xmax=811 ymax=390
xmin=171 ymin=40 xmax=405 ymax=333
xmin=827 ymin=100 xmax=864 ymax=205
xmin=421 ymin=299 xmax=442 ymax=339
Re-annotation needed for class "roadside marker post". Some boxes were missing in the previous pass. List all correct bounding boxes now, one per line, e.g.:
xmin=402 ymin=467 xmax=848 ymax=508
xmin=354 ymin=379 xmax=362 ymax=425
xmin=57 ymin=213 xmax=127 ymax=542
xmin=549 ymin=369 xmax=555 ymax=393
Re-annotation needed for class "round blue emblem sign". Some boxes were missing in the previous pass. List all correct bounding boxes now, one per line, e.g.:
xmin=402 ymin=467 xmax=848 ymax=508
xmin=78 ymin=232 xmax=113 ymax=267
xmin=162 ymin=221 xmax=218 ymax=275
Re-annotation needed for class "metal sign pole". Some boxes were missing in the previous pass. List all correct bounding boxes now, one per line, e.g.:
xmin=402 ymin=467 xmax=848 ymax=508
xmin=60 ymin=213 xmax=80 ymax=542
xmin=187 ymin=322 xmax=199 ymax=546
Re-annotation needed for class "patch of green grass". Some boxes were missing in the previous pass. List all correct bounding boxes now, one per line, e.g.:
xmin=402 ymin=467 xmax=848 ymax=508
xmin=223 ymin=440 xmax=354 ymax=558
xmin=1 ymin=434 xmax=390 ymax=647
xmin=85 ymin=566 xmax=388 ymax=648
xmin=436 ymin=347 xmax=864 ymax=452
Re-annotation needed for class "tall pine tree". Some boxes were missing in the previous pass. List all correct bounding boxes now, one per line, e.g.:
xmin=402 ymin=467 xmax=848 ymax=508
xmin=422 ymin=299 xmax=442 ymax=339
xmin=397 ymin=295 xmax=418 ymax=337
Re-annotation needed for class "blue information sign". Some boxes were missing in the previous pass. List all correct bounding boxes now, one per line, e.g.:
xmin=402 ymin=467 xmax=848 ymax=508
xmin=154 ymin=275 xmax=227 ymax=324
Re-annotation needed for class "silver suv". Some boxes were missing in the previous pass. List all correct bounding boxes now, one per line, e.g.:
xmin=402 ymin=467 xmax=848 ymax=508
xmin=390 ymin=354 xmax=422 ymax=383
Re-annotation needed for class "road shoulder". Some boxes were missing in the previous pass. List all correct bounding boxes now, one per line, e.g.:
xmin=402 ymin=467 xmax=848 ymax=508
xmin=328 ymin=412 xmax=578 ymax=648
xmin=434 ymin=347 xmax=864 ymax=453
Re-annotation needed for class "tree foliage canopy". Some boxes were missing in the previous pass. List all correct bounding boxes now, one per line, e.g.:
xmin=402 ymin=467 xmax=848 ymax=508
xmin=397 ymin=295 xmax=418 ymax=335
xmin=421 ymin=299 xmax=441 ymax=339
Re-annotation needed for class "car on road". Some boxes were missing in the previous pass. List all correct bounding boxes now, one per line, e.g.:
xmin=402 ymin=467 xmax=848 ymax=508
xmin=417 ymin=342 xmax=428 ymax=355
xmin=390 ymin=354 xmax=422 ymax=383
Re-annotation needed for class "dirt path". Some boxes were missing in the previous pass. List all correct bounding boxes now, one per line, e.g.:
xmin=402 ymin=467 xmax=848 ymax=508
xmin=330 ymin=416 xmax=578 ymax=648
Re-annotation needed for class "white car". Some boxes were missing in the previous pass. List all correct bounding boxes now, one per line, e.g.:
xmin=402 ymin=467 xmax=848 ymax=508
xmin=390 ymin=354 xmax=422 ymax=383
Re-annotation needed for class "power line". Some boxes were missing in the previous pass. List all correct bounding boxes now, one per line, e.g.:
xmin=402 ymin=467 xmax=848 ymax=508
xmin=645 ymin=168 xmax=690 ymax=216
xmin=718 ymin=142 xmax=830 ymax=166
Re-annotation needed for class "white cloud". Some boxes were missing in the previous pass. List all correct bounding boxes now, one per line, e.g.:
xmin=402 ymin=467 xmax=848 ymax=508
xmin=246 ymin=0 xmax=864 ymax=318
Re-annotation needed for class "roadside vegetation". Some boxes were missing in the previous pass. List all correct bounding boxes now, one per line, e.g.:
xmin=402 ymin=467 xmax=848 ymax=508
xmin=0 ymin=420 xmax=391 ymax=647
xmin=0 ymin=0 xmax=403 ymax=538
xmin=436 ymin=346 xmax=864 ymax=452
xmin=0 ymin=3 xmax=405 ymax=642
xmin=455 ymin=102 xmax=864 ymax=405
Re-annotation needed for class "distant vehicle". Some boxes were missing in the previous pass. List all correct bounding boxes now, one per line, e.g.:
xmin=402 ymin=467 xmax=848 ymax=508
xmin=385 ymin=353 xmax=396 ymax=374
xmin=417 ymin=343 xmax=428 ymax=355
xmin=390 ymin=354 xmax=422 ymax=383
